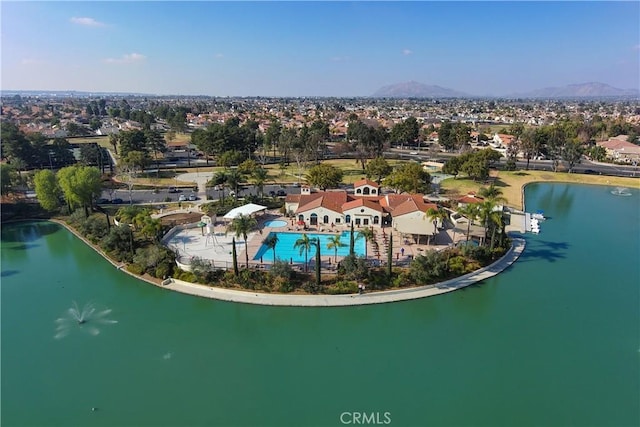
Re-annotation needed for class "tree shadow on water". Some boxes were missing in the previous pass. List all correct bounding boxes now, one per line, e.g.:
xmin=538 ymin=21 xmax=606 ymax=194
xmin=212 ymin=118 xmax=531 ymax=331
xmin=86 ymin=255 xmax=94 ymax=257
xmin=1 ymin=270 xmax=19 ymax=277
xmin=10 ymin=243 xmax=40 ymax=251
xmin=518 ymin=239 xmax=570 ymax=263
xmin=1 ymin=222 xmax=59 ymax=243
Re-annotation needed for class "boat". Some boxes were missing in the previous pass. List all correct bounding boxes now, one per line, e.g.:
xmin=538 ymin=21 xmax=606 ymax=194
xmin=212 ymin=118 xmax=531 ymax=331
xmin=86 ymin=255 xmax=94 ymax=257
xmin=532 ymin=210 xmax=546 ymax=221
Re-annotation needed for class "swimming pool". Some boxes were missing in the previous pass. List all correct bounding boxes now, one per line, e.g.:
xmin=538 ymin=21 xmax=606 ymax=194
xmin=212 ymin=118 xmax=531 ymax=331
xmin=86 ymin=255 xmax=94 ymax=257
xmin=254 ymin=231 xmax=365 ymax=263
xmin=264 ymin=220 xmax=288 ymax=228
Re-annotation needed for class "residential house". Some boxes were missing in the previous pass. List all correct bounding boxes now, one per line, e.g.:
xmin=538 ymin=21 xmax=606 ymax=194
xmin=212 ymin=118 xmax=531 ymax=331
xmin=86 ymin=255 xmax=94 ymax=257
xmin=596 ymin=136 xmax=640 ymax=163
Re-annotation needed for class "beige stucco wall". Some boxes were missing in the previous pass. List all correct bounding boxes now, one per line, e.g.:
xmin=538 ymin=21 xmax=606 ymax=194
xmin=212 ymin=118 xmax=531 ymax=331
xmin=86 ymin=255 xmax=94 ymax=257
xmin=342 ymin=205 xmax=383 ymax=227
xmin=392 ymin=211 xmax=436 ymax=236
xmin=297 ymin=206 xmax=343 ymax=225
xmin=354 ymin=184 xmax=379 ymax=196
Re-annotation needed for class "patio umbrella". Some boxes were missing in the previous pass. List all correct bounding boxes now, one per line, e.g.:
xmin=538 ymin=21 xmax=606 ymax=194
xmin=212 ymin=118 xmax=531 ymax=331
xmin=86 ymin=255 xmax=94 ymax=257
xmin=197 ymin=221 xmax=207 ymax=235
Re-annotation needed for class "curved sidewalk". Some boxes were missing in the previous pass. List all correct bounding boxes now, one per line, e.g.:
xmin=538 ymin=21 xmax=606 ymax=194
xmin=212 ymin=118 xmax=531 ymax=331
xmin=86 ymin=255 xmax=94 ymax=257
xmin=162 ymin=237 xmax=526 ymax=307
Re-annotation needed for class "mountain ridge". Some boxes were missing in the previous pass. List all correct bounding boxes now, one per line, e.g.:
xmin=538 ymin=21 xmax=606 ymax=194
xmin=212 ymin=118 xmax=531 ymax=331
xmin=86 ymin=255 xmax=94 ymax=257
xmin=371 ymin=81 xmax=469 ymax=98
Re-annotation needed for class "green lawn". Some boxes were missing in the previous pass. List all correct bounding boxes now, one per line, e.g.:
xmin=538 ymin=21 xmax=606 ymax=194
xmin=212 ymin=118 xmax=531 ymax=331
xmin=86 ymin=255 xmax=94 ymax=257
xmin=440 ymin=170 xmax=640 ymax=209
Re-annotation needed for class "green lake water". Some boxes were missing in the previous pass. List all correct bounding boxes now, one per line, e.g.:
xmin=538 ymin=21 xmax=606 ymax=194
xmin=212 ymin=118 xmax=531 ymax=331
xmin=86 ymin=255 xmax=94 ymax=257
xmin=2 ymin=183 xmax=639 ymax=427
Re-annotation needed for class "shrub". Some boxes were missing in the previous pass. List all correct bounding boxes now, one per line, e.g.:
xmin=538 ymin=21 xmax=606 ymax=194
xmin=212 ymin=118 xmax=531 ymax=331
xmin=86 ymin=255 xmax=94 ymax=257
xmin=409 ymin=250 xmax=448 ymax=284
xmin=448 ymin=256 xmax=466 ymax=275
xmin=68 ymin=209 xmax=87 ymax=226
xmin=467 ymin=246 xmax=493 ymax=264
xmin=273 ymin=276 xmax=295 ymax=293
xmin=269 ymin=259 xmax=294 ymax=280
xmin=367 ymin=270 xmax=392 ymax=290
xmin=77 ymin=214 xmax=110 ymax=241
xmin=126 ymin=263 xmax=144 ymax=275
xmin=324 ymin=280 xmax=358 ymax=295
xmin=154 ymin=263 xmax=172 ymax=279
xmin=175 ymin=269 xmax=196 ymax=283
xmin=491 ymin=247 xmax=506 ymax=259
xmin=392 ymin=271 xmax=409 ymax=288
xmin=338 ymin=254 xmax=369 ymax=281
xmin=464 ymin=260 xmax=482 ymax=273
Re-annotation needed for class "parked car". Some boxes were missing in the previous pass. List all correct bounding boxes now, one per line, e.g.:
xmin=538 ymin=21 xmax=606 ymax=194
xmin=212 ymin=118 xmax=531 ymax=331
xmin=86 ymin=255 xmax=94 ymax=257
xmin=277 ymin=190 xmax=287 ymax=197
xmin=188 ymin=194 xmax=197 ymax=201
xmin=168 ymin=186 xmax=178 ymax=193
xmin=97 ymin=198 xmax=109 ymax=204
xmin=268 ymin=190 xmax=276 ymax=197
xmin=178 ymin=194 xmax=187 ymax=202
xmin=112 ymin=198 xmax=123 ymax=204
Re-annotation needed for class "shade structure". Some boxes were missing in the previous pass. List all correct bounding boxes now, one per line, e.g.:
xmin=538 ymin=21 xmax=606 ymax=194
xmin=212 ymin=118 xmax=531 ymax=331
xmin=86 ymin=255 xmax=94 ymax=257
xmin=223 ymin=203 xmax=267 ymax=220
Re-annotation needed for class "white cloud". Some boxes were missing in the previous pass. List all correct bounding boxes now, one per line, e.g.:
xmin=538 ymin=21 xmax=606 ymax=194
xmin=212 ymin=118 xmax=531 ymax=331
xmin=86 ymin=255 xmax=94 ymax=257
xmin=70 ymin=17 xmax=106 ymax=27
xmin=402 ymin=49 xmax=413 ymax=56
xmin=20 ymin=58 xmax=44 ymax=65
xmin=215 ymin=53 xmax=224 ymax=59
xmin=103 ymin=53 xmax=146 ymax=64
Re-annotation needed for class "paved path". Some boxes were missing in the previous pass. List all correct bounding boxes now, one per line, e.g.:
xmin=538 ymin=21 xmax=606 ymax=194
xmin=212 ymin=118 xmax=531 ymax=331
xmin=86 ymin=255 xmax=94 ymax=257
xmin=161 ymin=237 xmax=526 ymax=306
xmin=175 ymin=171 xmax=215 ymax=199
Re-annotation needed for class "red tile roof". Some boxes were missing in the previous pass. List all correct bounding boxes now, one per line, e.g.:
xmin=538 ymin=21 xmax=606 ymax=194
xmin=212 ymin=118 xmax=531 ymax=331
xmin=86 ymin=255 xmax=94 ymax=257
xmin=297 ymin=191 xmax=350 ymax=214
xmin=353 ymin=178 xmax=380 ymax=188
xmin=342 ymin=198 xmax=384 ymax=212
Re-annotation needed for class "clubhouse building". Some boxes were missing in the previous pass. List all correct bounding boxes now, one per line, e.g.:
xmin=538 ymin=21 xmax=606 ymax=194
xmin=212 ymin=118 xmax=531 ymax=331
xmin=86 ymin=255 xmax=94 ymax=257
xmin=285 ymin=178 xmax=439 ymax=239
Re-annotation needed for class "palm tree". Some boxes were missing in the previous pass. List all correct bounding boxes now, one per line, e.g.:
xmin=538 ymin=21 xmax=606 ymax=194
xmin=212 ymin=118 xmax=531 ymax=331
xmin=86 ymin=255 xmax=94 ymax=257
xmin=478 ymin=185 xmax=507 ymax=220
xmin=262 ymin=233 xmax=279 ymax=262
xmin=140 ymin=216 xmax=162 ymax=241
xmin=457 ymin=203 xmax=480 ymax=243
xmin=356 ymin=227 xmax=376 ymax=259
xmin=425 ymin=207 xmax=444 ymax=245
xmin=488 ymin=209 xmax=504 ymax=251
xmin=294 ymin=233 xmax=314 ymax=272
xmin=252 ymin=167 xmax=269 ymax=200
xmin=477 ymin=183 xmax=505 ymax=201
xmin=212 ymin=171 xmax=228 ymax=203
xmin=227 ymin=214 xmax=258 ymax=268
xmin=327 ymin=234 xmax=346 ymax=263
xmin=478 ymin=200 xmax=498 ymax=246
xmin=116 ymin=205 xmax=145 ymax=227
xmin=226 ymin=169 xmax=242 ymax=201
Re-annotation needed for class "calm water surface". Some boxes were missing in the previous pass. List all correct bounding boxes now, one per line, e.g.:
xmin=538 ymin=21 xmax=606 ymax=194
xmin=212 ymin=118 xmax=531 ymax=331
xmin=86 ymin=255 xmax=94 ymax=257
xmin=2 ymin=183 xmax=638 ymax=427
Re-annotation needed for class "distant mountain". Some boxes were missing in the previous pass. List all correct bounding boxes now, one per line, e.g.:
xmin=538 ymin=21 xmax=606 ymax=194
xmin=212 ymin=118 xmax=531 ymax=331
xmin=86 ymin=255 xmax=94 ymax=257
xmin=509 ymin=82 xmax=639 ymax=98
xmin=372 ymin=81 xmax=469 ymax=98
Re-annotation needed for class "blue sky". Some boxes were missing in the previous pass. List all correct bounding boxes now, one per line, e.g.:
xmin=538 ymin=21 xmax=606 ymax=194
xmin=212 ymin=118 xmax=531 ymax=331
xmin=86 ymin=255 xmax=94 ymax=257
xmin=2 ymin=1 xmax=638 ymax=96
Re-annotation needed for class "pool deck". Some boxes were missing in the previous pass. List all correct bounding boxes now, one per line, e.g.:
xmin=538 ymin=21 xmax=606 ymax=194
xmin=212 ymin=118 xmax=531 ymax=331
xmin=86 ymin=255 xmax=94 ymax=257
xmin=165 ymin=210 xmax=460 ymax=270
xmin=162 ymin=236 xmax=525 ymax=306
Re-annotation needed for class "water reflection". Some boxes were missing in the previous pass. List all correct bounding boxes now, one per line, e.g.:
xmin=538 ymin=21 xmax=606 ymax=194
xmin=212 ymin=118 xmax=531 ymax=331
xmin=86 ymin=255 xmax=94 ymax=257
xmin=1 ymin=270 xmax=19 ymax=277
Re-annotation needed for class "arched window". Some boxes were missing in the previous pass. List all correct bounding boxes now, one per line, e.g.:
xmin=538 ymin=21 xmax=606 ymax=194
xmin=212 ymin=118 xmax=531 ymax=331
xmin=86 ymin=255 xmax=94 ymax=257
xmin=363 ymin=187 xmax=370 ymax=195
xmin=373 ymin=216 xmax=379 ymax=224
xmin=372 ymin=189 xmax=377 ymax=195
xmin=323 ymin=215 xmax=329 ymax=224
xmin=345 ymin=215 xmax=351 ymax=223
xmin=310 ymin=213 xmax=318 ymax=225
xmin=298 ymin=214 xmax=304 ymax=222
xmin=356 ymin=189 xmax=362 ymax=194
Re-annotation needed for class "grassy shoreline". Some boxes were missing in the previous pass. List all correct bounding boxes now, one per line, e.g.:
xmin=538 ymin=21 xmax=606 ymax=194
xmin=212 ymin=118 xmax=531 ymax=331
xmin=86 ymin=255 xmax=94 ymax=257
xmin=440 ymin=170 xmax=640 ymax=210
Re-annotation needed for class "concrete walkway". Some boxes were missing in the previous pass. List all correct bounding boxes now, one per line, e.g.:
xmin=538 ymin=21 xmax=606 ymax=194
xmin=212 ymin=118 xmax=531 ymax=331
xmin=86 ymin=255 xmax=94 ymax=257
xmin=175 ymin=171 xmax=215 ymax=199
xmin=161 ymin=237 xmax=526 ymax=307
